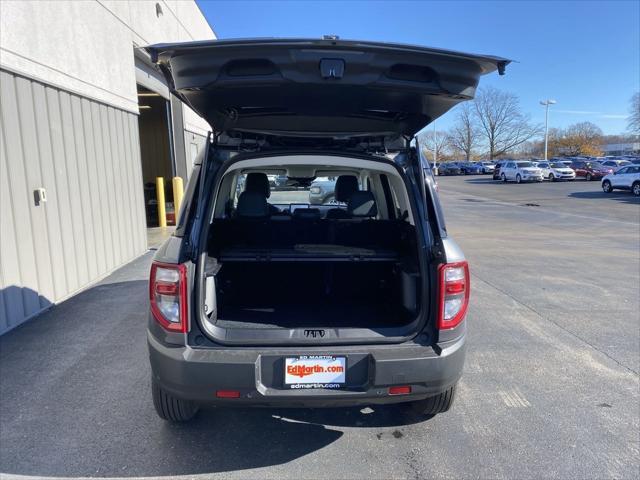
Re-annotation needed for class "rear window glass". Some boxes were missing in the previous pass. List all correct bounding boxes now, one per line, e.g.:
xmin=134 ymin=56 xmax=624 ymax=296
xmin=234 ymin=174 xmax=360 ymax=207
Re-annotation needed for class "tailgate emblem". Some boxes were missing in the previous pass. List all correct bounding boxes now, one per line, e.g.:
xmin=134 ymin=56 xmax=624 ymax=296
xmin=304 ymin=329 xmax=326 ymax=338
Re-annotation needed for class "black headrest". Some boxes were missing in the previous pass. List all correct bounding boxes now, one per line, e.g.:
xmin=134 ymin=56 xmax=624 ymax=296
xmin=244 ymin=173 xmax=270 ymax=198
xmin=237 ymin=191 xmax=270 ymax=218
xmin=293 ymin=208 xmax=321 ymax=220
xmin=334 ymin=176 xmax=359 ymax=202
xmin=348 ymin=191 xmax=377 ymax=217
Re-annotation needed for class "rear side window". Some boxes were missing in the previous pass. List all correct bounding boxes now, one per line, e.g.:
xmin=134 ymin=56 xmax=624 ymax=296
xmin=380 ymin=174 xmax=398 ymax=219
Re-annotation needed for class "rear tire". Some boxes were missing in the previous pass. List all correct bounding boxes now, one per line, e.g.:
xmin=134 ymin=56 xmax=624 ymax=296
xmin=501 ymin=173 xmax=507 ymax=182
xmin=152 ymin=380 xmax=199 ymax=422
xmin=602 ymin=180 xmax=613 ymax=193
xmin=323 ymin=194 xmax=337 ymax=205
xmin=586 ymin=173 xmax=592 ymax=181
xmin=409 ymin=384 xmax=457 ymax=415
xmin=633 ymin=182 xmax=640 ymax=196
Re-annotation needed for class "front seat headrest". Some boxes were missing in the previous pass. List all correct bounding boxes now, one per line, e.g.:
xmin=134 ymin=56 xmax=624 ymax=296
xmin=334 ymin=175 xmax=359 ymax=202
xmin=244 ymin=173 xmax=271 ymax=198
xmin=237 ymin=191 xmax=270 ymax=218
xmin=348 ymin=191 xmax=377 ymax=217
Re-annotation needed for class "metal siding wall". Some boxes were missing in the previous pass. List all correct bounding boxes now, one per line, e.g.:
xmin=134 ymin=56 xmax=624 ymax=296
xmin=0 ymin=70 xmax=147 ymax=333
xmin=184 ymin=130 xmax=207 ymax=179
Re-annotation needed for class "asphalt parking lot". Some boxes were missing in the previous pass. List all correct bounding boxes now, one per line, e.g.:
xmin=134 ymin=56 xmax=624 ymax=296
xmin=1 ymin=175 xmax=638 ymax=479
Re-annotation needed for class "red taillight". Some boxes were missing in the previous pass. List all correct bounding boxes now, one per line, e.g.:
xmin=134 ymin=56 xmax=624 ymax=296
xmin=216 ymin=390 xmax=240 ymax=398
xmin=149 ymin=262 xmax=188 ymax=333
xmin=388 ymin=386 xmax=412 ymax=395
xmin=437 ymin=261 xmax=470 ymax=330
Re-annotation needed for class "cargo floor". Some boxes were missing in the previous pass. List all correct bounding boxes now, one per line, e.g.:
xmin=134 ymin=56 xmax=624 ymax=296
xmin=215 ymin=300 xmax=409 ymax=330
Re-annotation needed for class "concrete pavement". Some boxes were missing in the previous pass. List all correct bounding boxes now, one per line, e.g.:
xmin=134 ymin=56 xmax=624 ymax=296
xmin=0 ymin=175 xmax=638 ymax=479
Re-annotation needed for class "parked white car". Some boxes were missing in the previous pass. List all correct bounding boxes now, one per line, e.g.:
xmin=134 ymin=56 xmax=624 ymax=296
xmin=601 ymin=165 xmax=640 ymax=196
xmin=500 ymin=161 xmax=543 ymax=183
xmin=536 ymin=161 xmax=576 ymax=181
xmin=600 ymin=159 xmax=632 ymax=171
xmin=479 ymin=161 xmax=495 ymax=174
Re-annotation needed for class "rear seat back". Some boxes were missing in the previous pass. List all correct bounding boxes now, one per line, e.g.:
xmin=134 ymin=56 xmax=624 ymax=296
xmin=211 ymin=184 xmax=409 ymax=250
xmin=211 ymin=216 xmax=409 ymax=252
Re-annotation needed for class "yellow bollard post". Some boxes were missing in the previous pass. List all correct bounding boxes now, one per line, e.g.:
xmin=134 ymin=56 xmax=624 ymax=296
xmin=172 ymin=176 xmax=184 ymax=223
xmin=156 ymin=177 xmax=167 ymax=228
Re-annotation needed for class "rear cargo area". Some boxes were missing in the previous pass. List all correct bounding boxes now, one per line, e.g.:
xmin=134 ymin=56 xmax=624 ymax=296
xmin=195 ymin=157 xmax=431 ymax=343
xmin=205 ymin=217 xmax=421 ymax=332
xmin=215 ymin=262 xmax=415 ymax=330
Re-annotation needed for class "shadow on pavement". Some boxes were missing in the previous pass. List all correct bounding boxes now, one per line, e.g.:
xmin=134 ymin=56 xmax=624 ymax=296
xmin=462 ymin=177 xmax=500 ymax=184
xmin=0 ymin=266 xmax=434 ymax=478
xmin=569 ymin=190 xmax=640 ymax=204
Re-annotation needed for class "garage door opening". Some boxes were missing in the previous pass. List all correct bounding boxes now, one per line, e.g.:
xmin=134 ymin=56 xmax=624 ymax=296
xmin=137 ymin=85 xmax=175 ymax=228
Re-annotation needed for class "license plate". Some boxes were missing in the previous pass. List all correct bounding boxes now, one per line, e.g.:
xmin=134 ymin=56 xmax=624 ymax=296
xmin=284 ymin=355 xmax=346 ymax=389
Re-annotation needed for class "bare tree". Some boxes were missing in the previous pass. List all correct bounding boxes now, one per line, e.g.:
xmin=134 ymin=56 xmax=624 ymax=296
xmin=473 ymin=86 xmax=543 ymax=159
xmin=447 ymin=103 xmax=480 ymax=160
xmin=628 ymin=92 xmax=640 ymax=135
xmin=420 ymin=130 xmax=450 ymax=162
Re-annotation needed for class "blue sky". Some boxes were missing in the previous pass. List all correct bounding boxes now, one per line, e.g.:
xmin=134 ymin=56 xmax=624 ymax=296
xmin=196 ymin=0 xmax=639 ymax=135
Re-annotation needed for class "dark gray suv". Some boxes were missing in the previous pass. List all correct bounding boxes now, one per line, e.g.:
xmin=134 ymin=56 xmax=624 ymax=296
xmin=145 ymin=38 xmax=508 ymax=421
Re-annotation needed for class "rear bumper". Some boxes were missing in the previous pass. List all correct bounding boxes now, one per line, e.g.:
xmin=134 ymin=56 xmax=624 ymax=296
xmin=148 ymin=332 xmax=466 ymax=407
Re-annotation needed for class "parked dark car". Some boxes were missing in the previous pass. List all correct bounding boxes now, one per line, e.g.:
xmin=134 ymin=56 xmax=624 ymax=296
xmin=144 ymin=38 xmax=507 ymax=422
xmin=439 ymin=162 xmax=462 ymax=175
xmin=570 ymin=160 xmax=614 ymax=181
xmin=459 ymin=162 xmax=483 ymax=175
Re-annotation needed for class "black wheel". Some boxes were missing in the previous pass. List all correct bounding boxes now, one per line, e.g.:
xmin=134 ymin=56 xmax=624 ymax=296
xmin=516 ymin=174 xmax=522 ymax=184
xmin=586 ymin=173 xmax=592 ymax=181
xmin=602 ymin=180 xmax=613 ymax=193
xmin=549 ymin=173 xmax=555 ymax=182
xmin=633 ymin=182 xmax=640 ymax=197
xmin=323 ymin=194 xmax=338 ymax=205
xmin=152 ymin=380 xmax=199 ymax=422
xmin=501 ymin=173 xmax=507 ymax=183
xmin=408 ymin=384 xmax=457 ymax=415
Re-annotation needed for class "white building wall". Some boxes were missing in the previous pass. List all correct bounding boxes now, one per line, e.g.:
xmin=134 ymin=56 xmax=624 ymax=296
xmin=1 ymin=0 xmax=213 ymax=122
xmin=0 ymin=0 xmax=215 ymax=332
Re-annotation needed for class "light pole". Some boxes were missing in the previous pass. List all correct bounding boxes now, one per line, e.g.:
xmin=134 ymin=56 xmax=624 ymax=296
xmin=540 ymin=99 xmax=556 ymax=161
